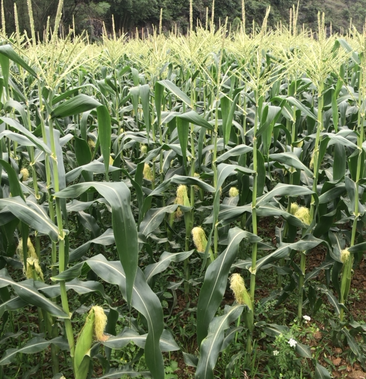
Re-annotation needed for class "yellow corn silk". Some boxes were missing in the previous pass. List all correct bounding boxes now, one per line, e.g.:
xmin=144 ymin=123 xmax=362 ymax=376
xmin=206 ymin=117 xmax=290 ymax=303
xmin=93 ymin=305 xmax=109 ymax=342
xmin=140 ymin=144 xmax=148 ymax=154
xmin=17 ymin=237 xmax=38 ymax=262
xmin=143 ymin=162 xmax=154 ymax=181
xmin=191 ymin=226 xmax=208 ymax=253
xmin=230 ymin=273 xmax=252 ymax=311
xmin=290 ymin=203 xmax=311 ymax=225
xmin=175 ymin=184 xmax=190 ymax=218
xmin=229 ymin=187 xmax=239 ymax=197
xmin=25 ymin=257 xmax=44 ymax=281
xmin=20 ymin=167 xmax=29 ymax=181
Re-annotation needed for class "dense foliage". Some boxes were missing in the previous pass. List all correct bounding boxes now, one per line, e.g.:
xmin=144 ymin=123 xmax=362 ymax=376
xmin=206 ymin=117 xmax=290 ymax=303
xmin=4 ymin=0 xmax=366 ymax=38
xmin=2 ymin=6 xmax=366 ymax=379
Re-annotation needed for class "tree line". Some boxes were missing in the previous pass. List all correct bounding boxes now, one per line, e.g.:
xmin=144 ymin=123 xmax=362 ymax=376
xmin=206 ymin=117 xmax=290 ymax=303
xmin=3 ymin=0 xmax=366 ymax=39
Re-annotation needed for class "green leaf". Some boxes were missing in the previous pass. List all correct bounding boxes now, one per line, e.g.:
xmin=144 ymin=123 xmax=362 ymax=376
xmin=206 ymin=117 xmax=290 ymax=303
xmin=257 ymin=183 xmax=314 ymax=207
xmin=0 ymin=197 xmax=59 ymax=242
xmin=216 ymin=145 xmax=253 ymax=163
xmin=0 ymin=160 xmax=24 ymax=199
xmin=103 ymin=328 xmax=179 ymax=352
xmin=139 ymin=204 xmax=178 ymax=237
xmin=37 ymin=279 xmax=111 ymax=303
xmin=314 ymin=363 xmax=332 ymax=379
xmin=85 ymin=255 xmax=164 ymax=379
xmin=66 ymin=161 xmax=121 ymax=183
xmin=295 ymin=342 xmax=312 ymax=358
xmin=0 ymin=336 xmax=68 ymax=365
xmin=196 ymin=227 xmax=260 ymax=345
xmin=69 ymin=228 xmax=115 ymax=262
xmin=273 ymin=96 xmax=317 ymax=121
xmin=0 ymin=44 xmax=37 ymax=78
xmin=0 ymin=269 xmax=68 ymax=318
xmin=176 ymin=116 xmax=189 ymax=172
xmin=97 ymin=105 xmax=112 ymax=177
xmin=140 ymin=84 xmax=151 ymax=137
xmin=177 ymin=110 xmax=214 ymax=131
xmin=0 ymin=116 xmax=51 ymax=154
xmin=55 ymin=182 xmax=138 ymax=306
xmin=195 ymin=305 xmax=244 ymax=379
xmin=221 ymin=93 xmax=239 ymax=146
xmin=96 ymin=369 xmax=150 ymax=379
xmin=158 ymin=79 xmax=191 ymax=108
xmin=51 ymin=94 xmax=101 ymax=118
xmin=269 ymin=152 xmax=313 ymax=177
xmin=144 ymin=250 xmax=194 ymax=283
xmin=254 ymin=235 xmax=324 ymax=271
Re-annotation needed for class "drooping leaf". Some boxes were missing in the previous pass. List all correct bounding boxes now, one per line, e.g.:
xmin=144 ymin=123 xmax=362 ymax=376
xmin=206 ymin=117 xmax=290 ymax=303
xmin=0 ymin=197 xmax=59 ymax=242
xmin=0 ymin=336 xmax=68 ymax=365
xmin=85 ymin=255 xmax=164 ymax=379
xmin=144 ymin=250 xmax=194 ymax=283
xmin=51 ymin=94 xmax=101 ymax=118
xmin=55 ymin=182 xmax=138 ymax=305
xmin=97 ymin=105 xmax=112 ymax=177
xmin=196 ymin=227 xmax=260 ymax=345
xmin=139 ymin=204 xmax=178 ymax=237
xmin=195 ymin=305 xmax=244 ymax=379
xmin=0 ymin=270 xmax=68 ymax=318
xmin=103 ymin=328 xmax=179 ymax=352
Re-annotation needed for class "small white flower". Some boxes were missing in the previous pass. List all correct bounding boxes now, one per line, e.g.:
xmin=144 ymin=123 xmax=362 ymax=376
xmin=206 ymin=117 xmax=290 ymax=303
xmin=303 ymin=315 xmax=311 ymax=323
xmin=273 ymin=350 xmax=279 ymax=356
xmin=288 ymin=338 xmax=297 ymax=347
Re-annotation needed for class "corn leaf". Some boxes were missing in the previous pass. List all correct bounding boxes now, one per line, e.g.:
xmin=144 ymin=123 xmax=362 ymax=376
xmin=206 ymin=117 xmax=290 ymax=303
xmin=55 ymin=182 xmax=137 ymax=306
xmin=195 ymin=305 xmax=244 ymax=379
xmin=196 ymin=227 xmax=260 ymax=345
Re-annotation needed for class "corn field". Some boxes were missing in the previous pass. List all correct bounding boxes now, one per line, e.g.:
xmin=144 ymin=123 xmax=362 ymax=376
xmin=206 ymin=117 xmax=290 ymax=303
xmin=1 ymin=6 xmax=366 ymax=379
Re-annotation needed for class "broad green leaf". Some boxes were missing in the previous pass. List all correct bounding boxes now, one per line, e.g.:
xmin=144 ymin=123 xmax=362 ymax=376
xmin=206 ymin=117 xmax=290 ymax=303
xmin=221 ymin=93 xmax=239 ymax=145
xmin=140 ymin=84 xmax=151 ymax=137
xmin=96 ymin=369 xmax=150 ymax=379
xmin=139 ymin=204 xmax=178 ymax=237
xmin=0 ymin=197 xmax=59 ymax=242
xmin=4 ymin=99 xmax=28 ymax=126
xmin=254 ymin=235 xmax=324 ymax=271
xmin=0 ymin=160 xmax=24 ymax=199
xmin=0 ymin=336 xmax=68 ymax=365
xmin=0 ymin=297 xmax=27 ymax=318
xmin=51 ymin=94 xmax=101 ymax=118
xmin=216 ymin=145 xmax=253 ymax=163
xmin=37 ymin=279 xmax=111 ymax=303
xmin=103 ymin=328 xmax=179 ymax=352
xmin=0 ymin=269 xmax=68 ymax=318
xmin=195 ymin=305 xmax=244 ymax=379
xmin=97 ymin=105 xmax=112 ymax=177
xmin=273 ymin=96 xmax=317 ymax=121
xmin=0 ymin=44 xmax=37 ymax=78
xmin=69 ymin=228 xmax=115 ymax=262
xmin=177 ymin=110 xmax=214 ymax=131
xmin=55 ymin=182 xmax=138 ymax=305
xmin=314 ymin=363 xmax=332 ymax=379
xmin=196 ymin=227 xmax=260 ymax=345
xmin=85 ymin=255 xmax=164 ymax=379
xmin=176 ymin=116 xmax=189 ymax=172
xmin=295 ymin=342 xmax=312 ymax=358
xmin=45 ymin=126 xmax=66 ymax=190
xmin=144 ymin=250 xmax=194 ymax=283
xmin=66 ymin=161 xmax=121 ymax=183
xmin=0 ymin=116 xmax=51 ymax=153
xmin=257 ymin=183 xmax=314 ymax=207
xmin=269 ymin=152 xmax=313 ymax=177
xmin=158 ymin=79 xmax=191 ymax=108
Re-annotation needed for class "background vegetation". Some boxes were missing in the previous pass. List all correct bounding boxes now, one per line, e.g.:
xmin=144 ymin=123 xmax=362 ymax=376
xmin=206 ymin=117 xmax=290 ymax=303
xmin=4 ymin=0 xmax=366 ymax=38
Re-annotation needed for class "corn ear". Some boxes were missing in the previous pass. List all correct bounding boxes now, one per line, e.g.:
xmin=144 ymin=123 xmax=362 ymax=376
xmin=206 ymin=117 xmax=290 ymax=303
xmin=74 ymin=308 xmax=95 ymax=379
